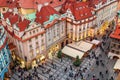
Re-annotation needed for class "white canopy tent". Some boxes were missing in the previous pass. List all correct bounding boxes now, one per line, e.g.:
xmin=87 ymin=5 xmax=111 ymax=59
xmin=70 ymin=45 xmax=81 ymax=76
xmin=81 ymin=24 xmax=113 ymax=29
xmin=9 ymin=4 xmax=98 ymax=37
xmin=68 ymin=41 xmax=93 ymax=52
xmin=62 ymin=41 xmax=93 ymax=59
xmin=114 ymin=59 xmax=120 ymax=70
xmin=91 ymin=39 xmax=101 ymax=45
xmin=62 ymin=46 xmax=84 ymax=59
xmin=108 ymin=52 xmax=120 ymax=59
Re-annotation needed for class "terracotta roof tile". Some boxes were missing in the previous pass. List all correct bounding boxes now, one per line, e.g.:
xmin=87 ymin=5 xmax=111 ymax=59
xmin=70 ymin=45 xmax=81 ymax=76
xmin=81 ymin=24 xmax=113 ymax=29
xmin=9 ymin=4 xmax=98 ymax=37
xmin=3 ymin=12 xmax=13 ymax=19
xmin=61 ymin=1 xmax=93 ymax=20
xmin=17 ymin=19 xmax=30 ymax=31
xmin=0 ymin=0 xmax=8 ymax=7
xmin=35 ymin=5 xmax=59 ymax=24
xmin=19 ymin=0 xmax=34 ymax=8
xmin=110 ymin=24 xmax=120 ymax=40
xmin=9 ymin=14 xmax=19 ymax=25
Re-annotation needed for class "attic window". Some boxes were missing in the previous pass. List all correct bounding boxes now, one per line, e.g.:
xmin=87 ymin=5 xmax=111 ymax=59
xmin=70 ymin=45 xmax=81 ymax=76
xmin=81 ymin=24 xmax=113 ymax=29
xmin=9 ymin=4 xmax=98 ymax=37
xmin=6 ymin=1 xmax=9 ymax=4
xmin=35 ymin=2 xmax=38 ymax=4
xmin=50 ymin=1 xmax=53 ymax=4
xmin=59 ymin=0 xmax=62 ymax=2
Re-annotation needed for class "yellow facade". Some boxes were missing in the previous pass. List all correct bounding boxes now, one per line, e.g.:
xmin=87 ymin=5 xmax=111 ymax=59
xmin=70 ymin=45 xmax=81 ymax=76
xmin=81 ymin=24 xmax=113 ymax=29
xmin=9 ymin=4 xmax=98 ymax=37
xmin=19 ymin=8 xmax=36 ymax=15
xmin=99 ymin=21 xmax=109 ymax=34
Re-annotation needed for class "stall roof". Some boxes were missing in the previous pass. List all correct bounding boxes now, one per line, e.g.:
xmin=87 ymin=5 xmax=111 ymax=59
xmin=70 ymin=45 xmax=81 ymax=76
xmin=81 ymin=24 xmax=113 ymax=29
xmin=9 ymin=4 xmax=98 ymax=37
xmin=114 ymin=59 xmax=120 ymax=70
xmin=91 ymin=39 xmax=101 ymax=45
xmin=68 ymin=41 xmax=93 ymax=52
xmin=62 ymin=46 xmax=84 ymax=59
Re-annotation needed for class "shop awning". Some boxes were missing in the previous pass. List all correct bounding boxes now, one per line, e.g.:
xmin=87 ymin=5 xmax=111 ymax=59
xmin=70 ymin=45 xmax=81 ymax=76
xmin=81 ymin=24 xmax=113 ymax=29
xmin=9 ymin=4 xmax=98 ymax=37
xmin=62 ymin=46 xmax=85 ymax=59
xmin=68 ymin=41 xmax=93 ymax=52
xmin=114 ymin=59 xmax=120 ymax=70
xmin=91 ymin=39 xmax=101 ymax=45
xmin=108 ymin=52 xmax=120 ymax=59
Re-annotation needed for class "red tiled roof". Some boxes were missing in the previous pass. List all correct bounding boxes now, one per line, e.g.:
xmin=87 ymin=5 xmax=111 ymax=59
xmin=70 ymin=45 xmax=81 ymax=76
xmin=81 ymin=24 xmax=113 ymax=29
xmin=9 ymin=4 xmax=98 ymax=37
xmin=0 ymin=0 xmax=8 ymax=7
xmin=9 ymin=14 xmax=19 ymax=25
xmin=17 ymin=19 xmax=30 ymax=31
xmin=49 ymin=0 xmax=66 ymax=7
xmin=19 ymin=0 xmax=66 ymax=9
xmin=19 ymin=0 xmax=34 ymax=8
xmin=8 ymin=43 xmax=16 ymax=50
xmin=110 ymin=24 xmax=120 ymax=40
xmin=0 ymin=0 xmax=19 ymax=8
xmin=3 ymin=12 xmax=13 ymax=19
xmin=8 ymin=0 xmax=19 ymax=9
xmin=35 ymin=5 xmax=59 ymax=24
xmin=61 ymin=1 xmax=93 ymax=20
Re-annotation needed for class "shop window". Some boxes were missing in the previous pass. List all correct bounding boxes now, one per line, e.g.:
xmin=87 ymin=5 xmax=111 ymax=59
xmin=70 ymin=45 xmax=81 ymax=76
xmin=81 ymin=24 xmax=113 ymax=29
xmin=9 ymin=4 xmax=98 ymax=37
xmin=41 ymin=45 xmax=44 ymax=50
xmin=36 ymin=48 xmax=39 ymax=54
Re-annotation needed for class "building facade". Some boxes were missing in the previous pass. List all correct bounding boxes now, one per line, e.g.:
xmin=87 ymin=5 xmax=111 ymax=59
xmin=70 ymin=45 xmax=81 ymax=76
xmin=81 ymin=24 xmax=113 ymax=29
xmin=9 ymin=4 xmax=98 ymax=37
xmin=61 ymin=1 xmax=96 ymax=41
xmin=89 ymin=0 xmax=118 ymax=34
xmin=0 ymin=0 xmax=119 ymax=68
xmin=0 ymin=25 xmax=10 ymax=80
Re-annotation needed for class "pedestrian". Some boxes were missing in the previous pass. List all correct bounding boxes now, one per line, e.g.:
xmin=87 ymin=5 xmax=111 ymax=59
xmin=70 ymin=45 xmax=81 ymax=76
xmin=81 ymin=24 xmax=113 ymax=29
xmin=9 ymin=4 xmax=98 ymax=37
xmin=106 ymin=70 xmax=108 ymax=74
xmin=99 ymin=72 xmax=102 ymax=76
xmin=111 ymin=76 xmax=114 ymax=80
xmin=64 ymin=67 xmax=67 ymax=72
xmin=70 ymin=65 xmax=72 ymax=70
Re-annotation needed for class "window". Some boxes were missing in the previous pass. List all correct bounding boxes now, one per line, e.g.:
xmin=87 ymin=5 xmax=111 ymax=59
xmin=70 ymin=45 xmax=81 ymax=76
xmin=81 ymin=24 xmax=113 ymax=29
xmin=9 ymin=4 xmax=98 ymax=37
xmin=41 ymin=34 xmax=43 ymax=37
xmin=29 ymin=32 xmax=31 ymax=35
xmin=36 ymin=48 xmax=39 ymax=54
xmin=50 ymin=1 xmax=53 ymax=4
xmin=29 ymin=45 xmax=32 ymax=49
xmin=29 ymin=39 xmax=31 ymax=42
xmin=33 ymin=30 xmax=35 ymax=34
xmin=59 ymin=0 xmax=62 ymax=1
xmin=36 ymin=42 xmax=39 ymax=47
xmin=36 ymin=29 xmax=38 ymax=32
xmin=41 ymin=39 xmax=44 ymax=44
xmin=3 ymin=8 xmax=5 ymax=11
xmin=35 ymin=36 xmax=38 ymax=40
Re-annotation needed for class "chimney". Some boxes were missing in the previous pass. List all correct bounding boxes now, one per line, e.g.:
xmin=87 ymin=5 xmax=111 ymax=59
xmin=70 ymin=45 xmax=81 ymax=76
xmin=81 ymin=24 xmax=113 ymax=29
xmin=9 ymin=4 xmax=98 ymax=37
xmin=21 ymin=16 xmax=24 ymax=21
xmin=37 ymin=4 xmax=43 ymax=12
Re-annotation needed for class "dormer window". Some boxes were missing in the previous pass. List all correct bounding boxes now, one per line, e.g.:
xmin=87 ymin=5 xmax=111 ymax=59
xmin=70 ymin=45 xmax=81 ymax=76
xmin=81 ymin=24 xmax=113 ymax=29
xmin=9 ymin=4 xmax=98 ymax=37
xmin=59 ymin=0 xmax=62 ymax=2
xmin=35 ymin=2 xmax=38 ymax=4
xmin=50 ymin=1 xmax=53 ymax=4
